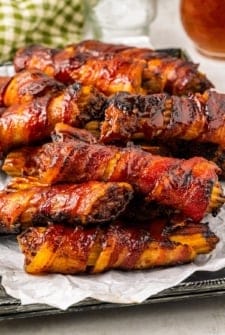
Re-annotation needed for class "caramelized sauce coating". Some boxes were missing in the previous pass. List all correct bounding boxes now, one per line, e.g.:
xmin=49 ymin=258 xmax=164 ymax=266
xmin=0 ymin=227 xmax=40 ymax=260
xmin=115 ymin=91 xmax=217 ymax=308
xmin=0 ymin=70 xmax=220 ymax=155
xmin=14 ymin=45 xmax=146 ymax=96
xmin=0 ymin=70 xmax=65 ymax=107
xmin=14 ymin=40 xmax=213 ymax=95
xmin=3 ymin=139 xmax=223 ymax=221
xmin=18 ymin=219 xmax=218 ymax=274
xmin=101 ymin=90 xmax=225 ymax=149
xmin=0 ymin=83 xmax=106 ymax=153
xmin=0 ymin=181 xmax=133 ymax=233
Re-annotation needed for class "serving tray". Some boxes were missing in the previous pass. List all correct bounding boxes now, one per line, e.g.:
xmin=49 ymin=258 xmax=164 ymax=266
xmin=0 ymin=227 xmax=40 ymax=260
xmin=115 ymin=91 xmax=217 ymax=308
xmin=0 ymin=48 xmax=224 ymax=321
xmin=1 ymin=268 xmax=225 ymax=321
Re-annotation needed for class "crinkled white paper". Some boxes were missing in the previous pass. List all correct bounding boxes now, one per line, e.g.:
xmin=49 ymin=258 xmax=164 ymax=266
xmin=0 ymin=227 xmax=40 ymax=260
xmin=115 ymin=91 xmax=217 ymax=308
xmin=0 ymin=203 xmax=225 ymax=310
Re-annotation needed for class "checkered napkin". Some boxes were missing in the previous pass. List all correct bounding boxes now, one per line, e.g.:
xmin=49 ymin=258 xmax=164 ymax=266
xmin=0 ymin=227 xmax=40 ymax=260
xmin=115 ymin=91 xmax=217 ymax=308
xmin=0 ymin=0 xmax=84 ymax=62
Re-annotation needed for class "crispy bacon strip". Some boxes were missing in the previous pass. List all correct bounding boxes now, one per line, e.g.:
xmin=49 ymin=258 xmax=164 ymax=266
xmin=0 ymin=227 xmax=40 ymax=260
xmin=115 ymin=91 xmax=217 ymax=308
xmin=64 ymin=40 xmax=210 ymax=88
xmin=0 ymin=68 xmax=219 ymax=154
xmin=14 ymin=45 xmax=146 ymax=95
xmin=3 ymin=139 xmax=224 ymax=221
xmin=13 ymin=41 xmax=213 ymax=95
xmin=17 ymin=219 xmax=218 ymax=274
xmin=100 ymin=90 xmax=225 ymax=149
xmin=0 ymin=70 xmax=65 ymax=107
xmin=0 ymin=180 xmax=132 ymax=233
xmin=0 ymin=83 xmax=105 ymax=153
xmin=0 ymin=69 xmax=218 ymax=155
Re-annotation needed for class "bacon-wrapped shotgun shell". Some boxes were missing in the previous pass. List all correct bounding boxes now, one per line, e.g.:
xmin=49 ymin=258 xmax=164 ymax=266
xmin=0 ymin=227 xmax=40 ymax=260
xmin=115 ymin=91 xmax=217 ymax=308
xmin=3 ymin=138 xmax=224 ymax=221
xmin=100 ymin=90 xmax=225 ymax=149
xmin=14 ymin=44 xmax=146 ymax=96
xmin=0 ymin=70 xmax=65 ymax=107
xmin=13 ymin=41 xmax=213 ymax=95
xmin=0 ymin=70 xmax=217 ymax=155
xmin=0 ymin=181 xmax=133 ymax=233
xmin=62 ymin=40 xmax=213 ymax=95
xmin=0 ymin=82 xmax=105 ymax=153
xmin=17 ymin=220 xmax=218 ymax=274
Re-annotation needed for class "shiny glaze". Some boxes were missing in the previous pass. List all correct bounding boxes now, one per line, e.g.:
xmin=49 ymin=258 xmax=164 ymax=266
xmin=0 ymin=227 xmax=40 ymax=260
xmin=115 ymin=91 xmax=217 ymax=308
xmin=200 ymin=91 xmax=225 ymax=147
xmin=75 ymin=41 xmax=213 ymax=94
xmin=101 ymin=92 xmax=168 ymax=143
xmin=101 ymin=90 xmax=225 ymax=149
xmin=5 ymin=139 xmax=222 ymax=222
xmin=18 ymin=219 xmax=218 ymax=274
xmin=0 ymin=70 xmax=64 ymax=107
xmin=0 ymin=83 xmax=106 ymax=153
xmin=0 ymin=181 xmax=133 ymax=232
xmin=68 ymin=56 xmax=146 ymax=96
xmin=13 ymin=40 xmax=213 ymax=95
xmin=0 ymin=74 xmax=222 ymax=154
xmin=19 ymin=224 xmax=100 ymax=272
xmin=14 ymin=44 xmax=57 ymax=77
xmin=0 ymin=95 xmax=52 ymax=153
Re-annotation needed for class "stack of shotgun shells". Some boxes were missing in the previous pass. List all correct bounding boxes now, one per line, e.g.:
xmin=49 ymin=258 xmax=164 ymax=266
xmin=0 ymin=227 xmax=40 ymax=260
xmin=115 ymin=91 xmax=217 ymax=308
xmin=0 ymin=40 xmax=223 ymax=275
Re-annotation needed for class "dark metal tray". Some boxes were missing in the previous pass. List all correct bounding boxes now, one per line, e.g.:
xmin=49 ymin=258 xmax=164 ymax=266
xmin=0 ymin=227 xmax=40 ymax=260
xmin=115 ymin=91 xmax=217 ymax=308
xmin=1 ymin=268 xmax=225 ymax=321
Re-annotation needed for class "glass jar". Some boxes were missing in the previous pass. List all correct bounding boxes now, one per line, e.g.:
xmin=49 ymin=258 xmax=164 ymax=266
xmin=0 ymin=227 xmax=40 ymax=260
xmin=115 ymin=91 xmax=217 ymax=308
xmin=83 ymin=0 xmax=157 ymax=47
xmin=180 ymin=0 xmax=225 ymax=58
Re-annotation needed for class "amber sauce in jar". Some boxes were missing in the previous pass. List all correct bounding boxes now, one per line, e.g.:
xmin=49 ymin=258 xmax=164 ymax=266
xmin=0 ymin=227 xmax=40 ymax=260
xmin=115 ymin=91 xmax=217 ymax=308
xmin=180 ymin=0 xmax=225 ymax=58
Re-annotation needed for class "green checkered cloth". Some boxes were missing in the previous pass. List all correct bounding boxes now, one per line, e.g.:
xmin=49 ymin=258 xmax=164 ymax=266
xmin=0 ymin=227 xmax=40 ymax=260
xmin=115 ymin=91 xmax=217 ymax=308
xmin=0 ymin=0 xmax=84 ymax=62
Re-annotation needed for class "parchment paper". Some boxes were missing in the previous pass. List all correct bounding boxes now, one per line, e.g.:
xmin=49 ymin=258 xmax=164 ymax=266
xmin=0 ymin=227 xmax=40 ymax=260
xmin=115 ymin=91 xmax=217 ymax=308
xmin=0 ymin=199 xmax=225 ymax=310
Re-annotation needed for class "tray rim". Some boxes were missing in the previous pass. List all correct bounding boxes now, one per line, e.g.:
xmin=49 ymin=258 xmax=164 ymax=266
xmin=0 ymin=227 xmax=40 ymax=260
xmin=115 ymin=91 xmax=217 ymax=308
xmin=1 ymin=267 xmax=225 ymax=321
